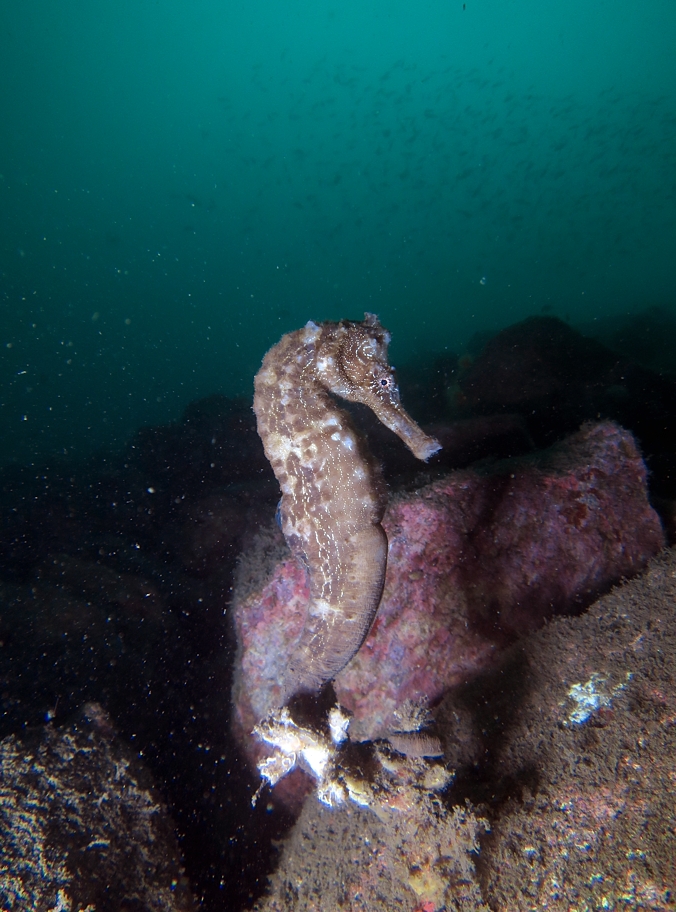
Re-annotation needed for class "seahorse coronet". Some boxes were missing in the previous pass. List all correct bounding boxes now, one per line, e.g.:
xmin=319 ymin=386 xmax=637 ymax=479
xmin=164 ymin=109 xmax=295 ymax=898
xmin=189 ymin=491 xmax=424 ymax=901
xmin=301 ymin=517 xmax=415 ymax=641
xmin=254 ymin=313 xmax=441 ymax=706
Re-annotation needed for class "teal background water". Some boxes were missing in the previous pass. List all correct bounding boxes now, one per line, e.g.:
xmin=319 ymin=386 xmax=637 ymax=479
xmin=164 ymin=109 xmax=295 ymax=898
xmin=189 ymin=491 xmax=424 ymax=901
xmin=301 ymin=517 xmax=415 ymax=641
xmin=1 ymin=0 xmax=675 ymax=466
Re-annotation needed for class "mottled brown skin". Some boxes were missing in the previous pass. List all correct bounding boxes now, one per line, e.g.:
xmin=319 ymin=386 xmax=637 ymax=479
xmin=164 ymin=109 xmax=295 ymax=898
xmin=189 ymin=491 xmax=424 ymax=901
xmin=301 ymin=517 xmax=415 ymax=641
xmin=254 ymin=313 xmax=441 ymax=703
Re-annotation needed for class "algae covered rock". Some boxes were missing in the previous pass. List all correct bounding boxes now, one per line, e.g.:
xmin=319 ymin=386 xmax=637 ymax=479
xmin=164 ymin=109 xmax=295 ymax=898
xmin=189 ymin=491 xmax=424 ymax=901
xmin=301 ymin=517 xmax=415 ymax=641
xmin=0 ymin=703 xmax=195 ymax=912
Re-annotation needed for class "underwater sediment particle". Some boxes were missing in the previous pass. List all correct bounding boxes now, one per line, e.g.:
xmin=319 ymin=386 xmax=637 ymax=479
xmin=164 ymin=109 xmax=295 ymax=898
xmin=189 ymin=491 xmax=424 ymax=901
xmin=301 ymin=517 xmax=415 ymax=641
xmin=252 ymin=313 xmax=440 ymax=705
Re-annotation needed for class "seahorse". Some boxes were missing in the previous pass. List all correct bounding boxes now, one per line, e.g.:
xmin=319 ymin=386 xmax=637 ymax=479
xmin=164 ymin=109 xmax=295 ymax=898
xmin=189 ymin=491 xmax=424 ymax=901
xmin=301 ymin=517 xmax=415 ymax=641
xmin=254 ymin=313 xmax=440 ymax=703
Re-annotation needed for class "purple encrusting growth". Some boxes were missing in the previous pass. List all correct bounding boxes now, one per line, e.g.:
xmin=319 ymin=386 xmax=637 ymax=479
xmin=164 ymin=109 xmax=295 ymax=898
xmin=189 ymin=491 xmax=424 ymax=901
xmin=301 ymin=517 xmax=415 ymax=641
xmin=232 ymin=421 xmax=664 ymax=775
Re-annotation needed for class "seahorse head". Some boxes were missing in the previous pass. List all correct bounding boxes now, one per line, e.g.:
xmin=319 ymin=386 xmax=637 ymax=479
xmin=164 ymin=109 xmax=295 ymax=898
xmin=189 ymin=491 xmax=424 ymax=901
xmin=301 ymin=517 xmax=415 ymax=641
xmin=315 ymin=312 xmax=441 ymax=462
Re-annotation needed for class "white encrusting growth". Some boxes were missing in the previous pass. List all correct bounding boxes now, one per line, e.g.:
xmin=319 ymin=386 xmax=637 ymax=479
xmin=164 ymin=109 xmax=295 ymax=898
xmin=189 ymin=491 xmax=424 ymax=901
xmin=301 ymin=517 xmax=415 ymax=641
xmin=252 ymin=701 xmax=452 ymax=810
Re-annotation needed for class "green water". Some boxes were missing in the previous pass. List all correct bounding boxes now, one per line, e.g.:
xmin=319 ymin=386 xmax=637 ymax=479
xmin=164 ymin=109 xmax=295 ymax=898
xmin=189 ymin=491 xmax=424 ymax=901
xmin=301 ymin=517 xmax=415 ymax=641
xmin=1 ymin=0 xmax=675 ymax=465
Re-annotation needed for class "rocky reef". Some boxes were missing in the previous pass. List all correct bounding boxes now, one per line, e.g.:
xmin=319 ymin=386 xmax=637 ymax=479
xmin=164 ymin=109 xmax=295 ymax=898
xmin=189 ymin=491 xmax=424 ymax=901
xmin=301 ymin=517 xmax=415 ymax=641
xmin=232 ymin=420 xmax=664 ymax=778
xmin=1 ymin=310 xmax=676 ymax=910
xmin=249 ymin=545 xmax=676 ymax=912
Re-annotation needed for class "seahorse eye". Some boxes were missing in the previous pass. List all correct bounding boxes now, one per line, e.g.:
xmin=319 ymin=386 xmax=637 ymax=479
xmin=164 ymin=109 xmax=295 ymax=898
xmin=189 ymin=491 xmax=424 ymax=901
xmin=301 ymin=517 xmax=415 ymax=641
xmin=378 ymin=373 xmax=397 ymax=388
xmin=375 ymin=373 xmax=399 ymax=398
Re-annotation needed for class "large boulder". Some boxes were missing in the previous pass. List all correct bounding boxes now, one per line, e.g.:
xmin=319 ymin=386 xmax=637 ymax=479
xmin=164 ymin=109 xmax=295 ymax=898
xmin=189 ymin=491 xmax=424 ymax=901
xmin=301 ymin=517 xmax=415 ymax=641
xmin=232 ymin=421 xmax=664 ymax=762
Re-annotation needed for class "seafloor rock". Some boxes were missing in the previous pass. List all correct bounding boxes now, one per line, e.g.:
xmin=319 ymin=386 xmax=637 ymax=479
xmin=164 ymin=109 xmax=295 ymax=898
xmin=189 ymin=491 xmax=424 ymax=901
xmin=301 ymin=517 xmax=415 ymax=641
xmin=457 ymin=545 xmax=676 ymax=910
xmin=459 ymin=315 xmax=620 ymax=416
xmin=0 ymin=394 xmax=288 ymax=912
xmin=458 ymin=315 xmax=676 ymax=499
xmin=252 ymin=785 xmax=490 ymax=912
xmin=165 ymin=489 xmax=273 ymax=577
xmin=0 ymin=703 xmax=195 ymax=911
xmin=249 ymin=545 xmax=676 ymax=912
xmin=428 ymin=412 xmax=533 ymax=469
xmin=129 ymin=393 xmax=269 ymax=495
xmin=581 ymin=303 xmax=676 ymax=379
xmin=340 ymin=405 xmax=534 ymax=482
xmin=232 ymin=421 xmax=664 ymax=762
xmin=36 ymin=551 xmax=165 ymax=617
